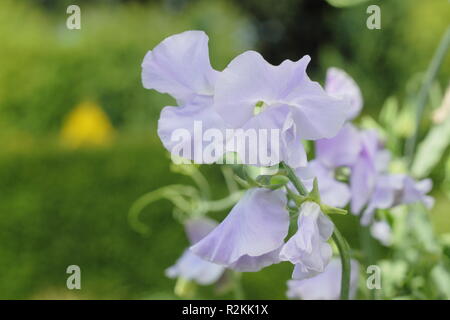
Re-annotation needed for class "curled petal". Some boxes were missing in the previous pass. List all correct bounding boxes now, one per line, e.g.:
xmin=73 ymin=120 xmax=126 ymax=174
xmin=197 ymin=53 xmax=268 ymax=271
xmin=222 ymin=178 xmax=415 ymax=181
xmin=287 ymin=258 xmax=359 ymax=300
xmin=325 ymin=67 xmax=363 ymax=120
xmin=191 ymin=188 xmax=289 ymax=272
xmin=142 ymin=30 xmax=218 ymax=104
xmin=280 ymin=202 xmax=334 ymax=279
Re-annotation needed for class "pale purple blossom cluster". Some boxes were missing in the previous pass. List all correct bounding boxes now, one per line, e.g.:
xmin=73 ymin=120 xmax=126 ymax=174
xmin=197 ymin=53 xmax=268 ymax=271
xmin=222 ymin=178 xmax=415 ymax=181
xmin=142 ymin=31 xmax=434 ymax=297
xmin=299 ymin=68 xmax=434 ymax=228
xmin=142 ymin=30 xmax=347 ymax=166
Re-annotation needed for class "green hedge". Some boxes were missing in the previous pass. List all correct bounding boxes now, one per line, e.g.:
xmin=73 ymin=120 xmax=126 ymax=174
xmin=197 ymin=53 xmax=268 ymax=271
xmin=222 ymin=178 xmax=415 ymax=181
xmin=0 ymin=0 xmax=252 ymax=134
xmin=0 ymin=137 xmax=299 ymax=299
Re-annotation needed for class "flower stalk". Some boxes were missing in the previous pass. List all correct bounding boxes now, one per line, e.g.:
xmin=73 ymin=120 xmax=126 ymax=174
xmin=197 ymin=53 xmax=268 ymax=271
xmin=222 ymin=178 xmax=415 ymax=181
xmin=332 ymin=227 xmax=351 ymax=300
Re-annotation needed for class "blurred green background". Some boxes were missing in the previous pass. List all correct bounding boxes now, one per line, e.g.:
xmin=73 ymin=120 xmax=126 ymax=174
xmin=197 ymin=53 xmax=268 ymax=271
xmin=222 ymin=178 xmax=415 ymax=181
xmin=0 ymin=0 xmax=449 ymax=299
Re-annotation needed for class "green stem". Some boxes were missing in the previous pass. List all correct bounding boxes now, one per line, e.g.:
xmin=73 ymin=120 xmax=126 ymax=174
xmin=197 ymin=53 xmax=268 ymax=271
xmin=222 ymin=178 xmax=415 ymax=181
xmin=332 ymin=226 xmax=351 ymax=300
xmin=405 ymin=26 xmax=450 ymax=165
xmin=232 ymin=271 xmax=245 ymax=300
xmin=281 ymin=162 xmax=308 ymax=196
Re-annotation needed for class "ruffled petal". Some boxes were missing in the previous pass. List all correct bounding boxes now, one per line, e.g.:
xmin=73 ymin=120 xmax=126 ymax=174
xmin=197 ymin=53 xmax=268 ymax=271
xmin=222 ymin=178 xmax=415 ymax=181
xmin=280 ymin=202 xmax=334 ymax=279
xmin=214 ymin=51 xmax=311 ymax=128
xmin=289 ymin=90 xmax=348 ymax=140
xmin=142 ymin=30 xmax=218 ymax=104
xmin=325 ymin=67 xmax=363 ymax=120
xmin=214 ymin=51 xmax=346 ymax=141
xmin=190 ymin=188 xmax=289 ymax=272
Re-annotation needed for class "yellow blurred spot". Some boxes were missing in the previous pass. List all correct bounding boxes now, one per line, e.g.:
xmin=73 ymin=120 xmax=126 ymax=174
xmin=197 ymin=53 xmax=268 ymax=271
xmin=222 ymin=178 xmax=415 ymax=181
xmin=61 ymin=101 xmax=115 ymax=148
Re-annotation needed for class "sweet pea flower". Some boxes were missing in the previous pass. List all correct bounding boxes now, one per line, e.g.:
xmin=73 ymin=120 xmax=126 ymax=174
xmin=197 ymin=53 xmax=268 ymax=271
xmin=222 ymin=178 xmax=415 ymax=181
xmin=190 ymin=188 xmax=289 ymax=272
xmin=299 ymin=123 xmax=361 ymax=208
xmin=361 ymin=174 xmax=434 ymax=225
xmin=350 ymin=129 xmax=391 ymax=214
xmin=301 ymin=68 xmax=363 ymax=208
xmin=142 ymin=30 xmax=226 ymax=163
xmin=325 ymin=67 xmax=363 ymax=120
xmin=143 ymin=32 xmax=349 ymax=167
xmin=213 ymin=51 xmax=348 ymax=168
xmin=286 ymin=258 xmax=359 ymax=300
xmin=296 ymin=161 xmax=351 ymax=208
xmin=166 ymin=217 xmax=225 ymax=285
xmin=280 ymin=201 xmax=334 ymax=279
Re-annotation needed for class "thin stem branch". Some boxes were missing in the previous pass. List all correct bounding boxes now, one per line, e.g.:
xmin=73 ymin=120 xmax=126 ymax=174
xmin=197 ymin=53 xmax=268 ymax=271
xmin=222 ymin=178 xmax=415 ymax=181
xmin=281 ymin=162 xmax=308 ymax=196
xmin=332 ymin=226 xmax=351 ymax=300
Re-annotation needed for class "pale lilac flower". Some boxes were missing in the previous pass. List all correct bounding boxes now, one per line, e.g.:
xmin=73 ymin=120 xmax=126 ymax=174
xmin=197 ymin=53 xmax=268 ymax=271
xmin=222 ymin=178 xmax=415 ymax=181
xmin=402 ymin=176 xmax=434 ymax=209
xmin=190 ymin=188 xmax=289 ymax=272
xmin=142 ymin=30 xmax=218 ymax=104
xmin=361 ymin=174 xmax=434 ymax=225
xmin=280 ymin=201 xmax=334 ymax=279
xmin=315 ymin=123 xmax=362 ymax=168
xmin=350 ymin=130 xmax=389 ymax=214
xmin=370 ymin=220 xmax=393 ymax=246
xmin=296 ymin=161 xmax=351 ymax=208
xmin=287 ymin=258 xmax=359 ymax=300
xmin=214 ymin=51 xmax=348 ymax=167
xmin=142 ymin=31 xmax=226 ymax=163
xmin=325 ymin=67 xmax=363 ymax=120
xmin=360 ymin=174 xmax=403 ymax=225
xmin=166 ymin=218 xmax=225 ymax=285
xmin=299 ymin=123 xmax=361 ymax=208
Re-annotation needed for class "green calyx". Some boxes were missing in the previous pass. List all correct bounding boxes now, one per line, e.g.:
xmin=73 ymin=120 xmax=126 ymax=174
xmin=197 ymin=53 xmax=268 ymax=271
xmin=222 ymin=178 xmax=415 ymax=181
xmin=287 ymin=178 xmax=348 ymax=215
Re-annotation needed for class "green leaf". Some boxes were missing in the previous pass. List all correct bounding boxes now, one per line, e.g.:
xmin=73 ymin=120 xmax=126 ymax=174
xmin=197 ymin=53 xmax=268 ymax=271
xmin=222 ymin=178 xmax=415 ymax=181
xmin=431 ymin=264 xmax=450 ymax=299
xmin=325 ymin=0 xmax=370 ymax=8
xmin=445 ymin=158 xmax=450 ymax=199
xmin=411 ymin=113 xmax=450 ymax=178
